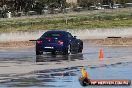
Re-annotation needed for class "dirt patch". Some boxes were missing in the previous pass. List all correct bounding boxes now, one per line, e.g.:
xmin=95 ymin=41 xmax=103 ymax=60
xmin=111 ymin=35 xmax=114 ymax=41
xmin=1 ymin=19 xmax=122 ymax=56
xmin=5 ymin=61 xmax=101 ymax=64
xmin=84 ymin=38 xmax=132 ymax=46
xmin=0 ymin=41 xmax=35 ymax=48
xmin=0 ymin=38 xmax=132 ymax=48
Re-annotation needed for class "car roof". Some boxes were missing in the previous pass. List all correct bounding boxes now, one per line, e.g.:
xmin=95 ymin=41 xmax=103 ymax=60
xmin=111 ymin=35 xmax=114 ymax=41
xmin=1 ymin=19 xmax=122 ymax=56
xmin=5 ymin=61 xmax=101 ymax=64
xmin=45 ymin=30 xmax=69 ymax=34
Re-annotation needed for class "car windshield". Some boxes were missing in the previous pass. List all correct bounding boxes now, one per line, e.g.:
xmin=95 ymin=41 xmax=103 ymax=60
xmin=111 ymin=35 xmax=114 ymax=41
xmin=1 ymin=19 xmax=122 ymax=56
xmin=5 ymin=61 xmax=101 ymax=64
xmin=41 ymin=32 xmax=63 ymax=38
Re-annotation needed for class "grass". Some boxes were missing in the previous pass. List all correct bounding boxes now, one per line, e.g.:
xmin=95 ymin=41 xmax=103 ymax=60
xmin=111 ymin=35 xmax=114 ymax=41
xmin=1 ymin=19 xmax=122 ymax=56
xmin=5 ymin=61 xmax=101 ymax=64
xmin=0 ymin=11 xmax=132 ymax=32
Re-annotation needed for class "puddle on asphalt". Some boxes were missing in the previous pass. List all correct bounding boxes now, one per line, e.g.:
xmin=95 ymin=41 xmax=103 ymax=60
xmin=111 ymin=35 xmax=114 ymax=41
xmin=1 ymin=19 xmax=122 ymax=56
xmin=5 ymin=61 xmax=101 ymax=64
xmin=0 ymin=62 xmax=132 ymax=87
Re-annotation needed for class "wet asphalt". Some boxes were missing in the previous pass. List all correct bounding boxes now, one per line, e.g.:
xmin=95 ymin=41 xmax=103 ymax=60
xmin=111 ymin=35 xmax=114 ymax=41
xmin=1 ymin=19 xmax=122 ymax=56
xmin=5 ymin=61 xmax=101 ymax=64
xmin=0 ymin=41 xmax=132 ymax=87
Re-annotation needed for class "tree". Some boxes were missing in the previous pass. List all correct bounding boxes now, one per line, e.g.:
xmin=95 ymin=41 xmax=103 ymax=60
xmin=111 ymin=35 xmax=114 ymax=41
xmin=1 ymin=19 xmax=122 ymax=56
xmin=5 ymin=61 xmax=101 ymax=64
xmin=33 ymin=2 xmax=44 ymax=14
xmin=78 ymin=0 xmax=100 ymax=7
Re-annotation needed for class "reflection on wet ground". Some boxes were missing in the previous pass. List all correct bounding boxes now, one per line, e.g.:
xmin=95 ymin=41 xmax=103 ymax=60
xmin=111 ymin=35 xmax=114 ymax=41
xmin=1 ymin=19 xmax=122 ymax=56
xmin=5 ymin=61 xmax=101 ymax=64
xmin=36 ymin=53 xmax=83 ymax=62
xmin=0 ymin=65 xmax=81 ymax=87
xmin=0 ymin=41 xmax=132 ymax=87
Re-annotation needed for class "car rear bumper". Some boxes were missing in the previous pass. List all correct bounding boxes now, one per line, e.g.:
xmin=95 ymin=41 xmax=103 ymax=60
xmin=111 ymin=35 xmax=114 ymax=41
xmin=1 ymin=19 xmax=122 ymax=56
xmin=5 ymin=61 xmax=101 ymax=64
xmin=36 ymin=44 xmax=66 ymax=52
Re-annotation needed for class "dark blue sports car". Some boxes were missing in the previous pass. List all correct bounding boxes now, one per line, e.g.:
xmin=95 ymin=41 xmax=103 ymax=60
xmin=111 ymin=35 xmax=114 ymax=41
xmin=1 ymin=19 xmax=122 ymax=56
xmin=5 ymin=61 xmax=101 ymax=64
xmin=36 ymin=30 xmax=83 ymax=55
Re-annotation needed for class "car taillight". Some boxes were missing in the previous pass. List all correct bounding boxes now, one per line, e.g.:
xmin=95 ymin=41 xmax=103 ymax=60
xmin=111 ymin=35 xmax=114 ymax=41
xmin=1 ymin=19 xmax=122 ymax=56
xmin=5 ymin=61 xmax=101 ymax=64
xmin=37 ymin=40 xmax=42 ymax=44
xmin=58 ymin=40 xmax=63 ymax=45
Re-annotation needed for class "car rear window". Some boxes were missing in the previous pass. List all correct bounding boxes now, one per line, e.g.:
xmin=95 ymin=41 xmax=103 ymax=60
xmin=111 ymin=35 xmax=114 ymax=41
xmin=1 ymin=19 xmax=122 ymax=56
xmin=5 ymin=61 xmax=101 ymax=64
xmin=42 ymin=33 xmax=63 ymax=38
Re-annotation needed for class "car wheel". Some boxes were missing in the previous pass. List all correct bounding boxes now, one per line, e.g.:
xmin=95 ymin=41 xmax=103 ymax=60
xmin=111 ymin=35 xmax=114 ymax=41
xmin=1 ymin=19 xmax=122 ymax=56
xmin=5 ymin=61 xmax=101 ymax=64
xmin=78 ymin=48 xmax=83 ymax=53
xmin=51 ymin=51 xmax=56 ymax=55
xmin=63 ymin=45 xmax=71 ymax=55
xmin=36 ymin=50 xmax=43 ymax=55
xmin=78 ymin=42 xmax=83 ymax=53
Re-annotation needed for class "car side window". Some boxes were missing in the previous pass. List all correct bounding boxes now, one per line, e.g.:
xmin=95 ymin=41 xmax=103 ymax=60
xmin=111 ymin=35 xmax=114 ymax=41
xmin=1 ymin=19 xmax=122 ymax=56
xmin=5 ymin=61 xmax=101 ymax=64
xmin=68 ymin=33 xmax=73 ymax=38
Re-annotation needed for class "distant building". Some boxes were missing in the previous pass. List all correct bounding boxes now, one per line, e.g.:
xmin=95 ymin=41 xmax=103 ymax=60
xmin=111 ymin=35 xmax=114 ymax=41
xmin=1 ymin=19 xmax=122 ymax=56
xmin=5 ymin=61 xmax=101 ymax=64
xmin=66 ymin=0 xmax=77 ymax=4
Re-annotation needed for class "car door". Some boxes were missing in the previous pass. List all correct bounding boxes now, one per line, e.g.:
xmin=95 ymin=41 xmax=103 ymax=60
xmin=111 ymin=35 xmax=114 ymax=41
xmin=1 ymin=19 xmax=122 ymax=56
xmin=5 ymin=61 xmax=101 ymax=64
xmin=67 ymin=33 xmax=79 ymax=52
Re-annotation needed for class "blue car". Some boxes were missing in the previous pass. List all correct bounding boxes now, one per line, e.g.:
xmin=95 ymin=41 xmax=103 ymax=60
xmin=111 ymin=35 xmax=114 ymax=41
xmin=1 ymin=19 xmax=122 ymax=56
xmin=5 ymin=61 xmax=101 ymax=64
xmin=36 ymin=30 xmax=83 ymax=55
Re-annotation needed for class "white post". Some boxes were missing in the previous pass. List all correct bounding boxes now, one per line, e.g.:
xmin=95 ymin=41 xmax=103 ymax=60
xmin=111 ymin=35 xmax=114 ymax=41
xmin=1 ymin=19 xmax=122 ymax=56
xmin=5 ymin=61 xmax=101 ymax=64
xmin=7 ymin=11 xmax=11 ymax=18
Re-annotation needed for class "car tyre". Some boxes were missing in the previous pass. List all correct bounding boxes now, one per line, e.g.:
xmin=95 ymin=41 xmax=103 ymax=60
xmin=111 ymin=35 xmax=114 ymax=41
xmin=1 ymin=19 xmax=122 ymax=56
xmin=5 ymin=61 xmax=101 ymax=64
xmin=63 ymin=45 xmax=71 ymax=55
xmin=78 ymin=47 xmax=83 ymax=53
xmin=51 ymin=51 xmax=56 ymax=55
xmin=36 ymin=50 xmax=43 ymax=55
xmin=78 ymin=42 xmax=83 ymax=53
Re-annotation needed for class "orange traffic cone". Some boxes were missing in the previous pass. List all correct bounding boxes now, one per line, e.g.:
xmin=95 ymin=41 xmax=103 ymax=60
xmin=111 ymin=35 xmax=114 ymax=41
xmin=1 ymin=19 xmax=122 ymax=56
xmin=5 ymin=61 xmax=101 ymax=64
xmin=81 ymin=67 xmax=89 ymax=78
xmin=99 ymin=48 xmax=104 ymax=61
xmin=84 ymin=72 xmax=89 ymax=78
